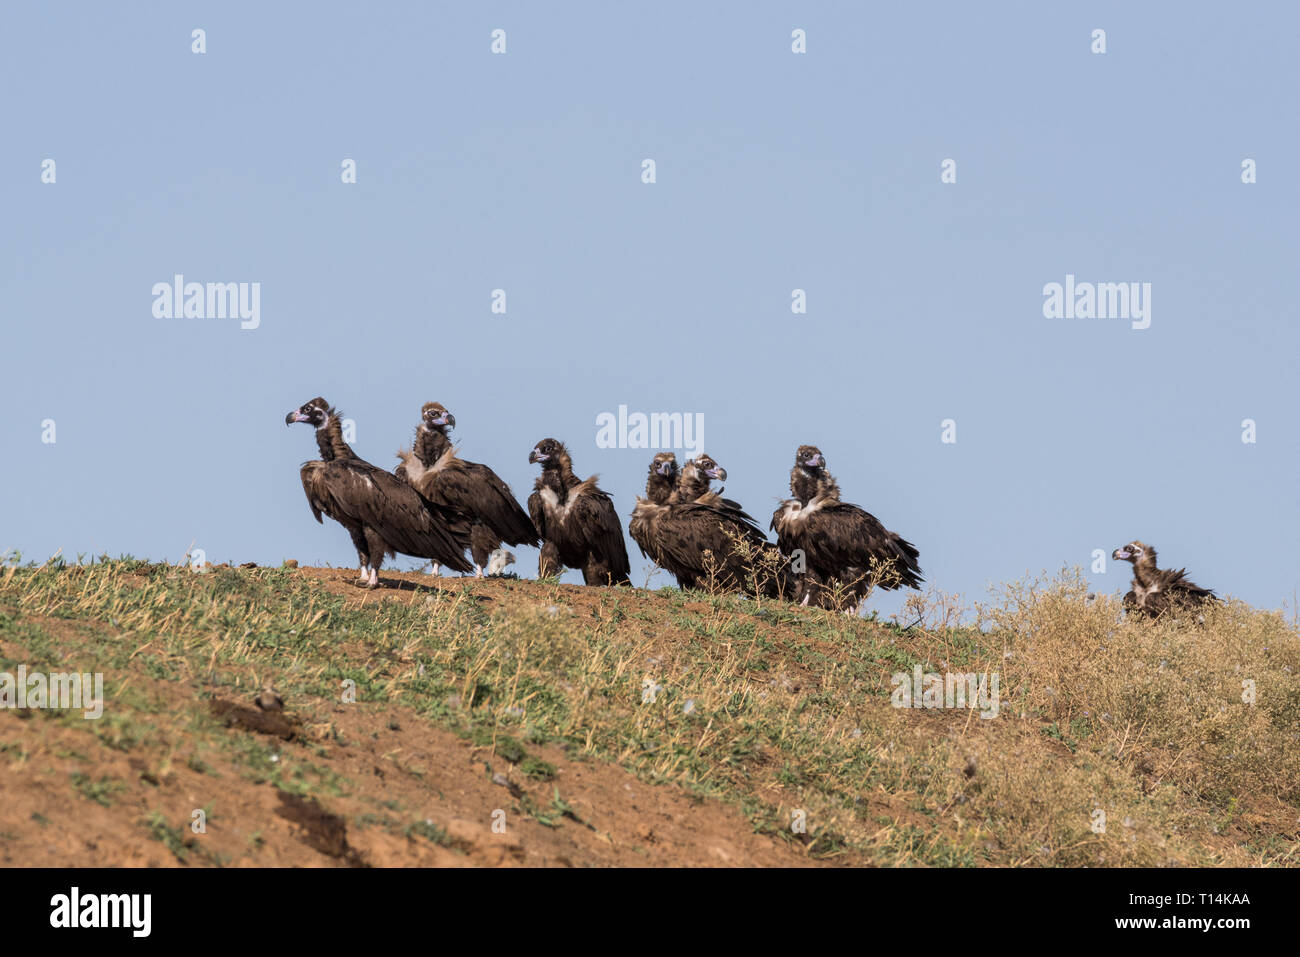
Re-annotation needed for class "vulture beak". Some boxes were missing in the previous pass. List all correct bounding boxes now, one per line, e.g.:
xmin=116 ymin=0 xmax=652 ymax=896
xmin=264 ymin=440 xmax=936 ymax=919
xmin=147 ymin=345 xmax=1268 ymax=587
xmin=804 ymin=453 xmax=823 ymax=468
xmin=655 ymin=461 xmax=673 ymax=476
xmin=286 ymin=410 xmax=310 ymax=426
xmin=705 ymin=465 xmax=727 ymax=481
xmin=529 ymin=449 xmax=547 ymax=464
xmin=1112 ymin=547 xmax=1131 ymax=560
xmin=441 ymin=412 xmax=455 ymax=429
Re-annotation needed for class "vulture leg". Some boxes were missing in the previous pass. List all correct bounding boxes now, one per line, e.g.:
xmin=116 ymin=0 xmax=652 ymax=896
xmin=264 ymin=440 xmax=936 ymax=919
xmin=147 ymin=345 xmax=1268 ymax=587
xmin=348 ymin=526 xmax=372 ymax=584
xmin=470 ymin=523 xmax=500 ymax=573
xmin=363 ymin=527 xmax=390 ymax=589
xmin=539 ymin=541 xmax=562 ymax=579
xmin=430 ymin=563 xmax=441 ymax=577
xmin=798 ymin=570 xmax=826 ymax=608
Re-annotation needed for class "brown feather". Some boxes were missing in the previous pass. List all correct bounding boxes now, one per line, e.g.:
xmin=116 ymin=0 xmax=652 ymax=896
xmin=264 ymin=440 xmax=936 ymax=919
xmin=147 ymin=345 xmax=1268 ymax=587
xmin=772 ymin=446 xmax=923 ymax=610
xmin=394 ymin=406 xmax=539 ymax=570
xmin=528 ymin=439 xmax=630 ymax=585
xmin=1112 ymin=541 xmax=1217 ymax=616
xmin=631 ymin=455 xmax=790 ymax=597
xmin=289 ymin=400 xmax=473 ymax=580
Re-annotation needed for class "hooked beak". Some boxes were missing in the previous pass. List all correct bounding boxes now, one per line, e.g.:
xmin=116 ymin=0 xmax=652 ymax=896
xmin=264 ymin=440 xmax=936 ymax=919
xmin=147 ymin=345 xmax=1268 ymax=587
xmin=427 ymin=412 xmax=455 ymax=429
xmin=529 ymin=449 xmax=548 ymax=464
xmin=1112 ymin=547 xmax=1132 ymax=561
xmin=705 ymin=465 xmax=727 ymax=481
xmin=286 ymin=410 xmax=310 ymax=426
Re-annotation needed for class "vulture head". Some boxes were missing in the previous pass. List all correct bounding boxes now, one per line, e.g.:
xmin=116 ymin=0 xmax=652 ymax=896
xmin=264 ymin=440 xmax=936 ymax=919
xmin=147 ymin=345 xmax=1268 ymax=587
xmin=643 ymin=452 xmax=680 ymax=504
xmin=421 ymin=401 xmax=455 ymax=431
xmin=795 ymin=445 xmax=826 ymax=474
xmin=285 ymin=397 xmax=332 ymax=429
xmin=650 ymin=452 xmax=679 ymax=481
xmin=529 ymin=438 xmax=571 ymax=471
xmin=1112 ymin=540 xmax=1154 ymax=564
xmin=692 ymin=453 xmax=727 ymax=484
xmin=789 ymin=444 xmax=831 ymax=502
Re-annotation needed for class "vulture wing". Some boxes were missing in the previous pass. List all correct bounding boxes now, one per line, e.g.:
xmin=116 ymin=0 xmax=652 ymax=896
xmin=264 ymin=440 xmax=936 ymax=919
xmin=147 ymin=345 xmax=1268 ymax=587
xmin=300 ymin=462 xmax=341 ymax=525
xmin=303 ymin=460 xmax=473 ymax=572
xmin=628 ymin=499 xmax=664 ymax=563
xmin=570 ymin=483 xmax=631 ymax=585
xmin=1163 ymin=568 xmax=1218 ymax=605
xmin=527 ymin=488 xmax=550 ymax=541
xmin=642 ymin=500 xmax=782 ymax=594
xmin=398 ymin=447 xmax=538 ymax=547
xmin=778 ymin=498 xmax=922 ymax=592
xmin=426 ymin=460 xmax=539 ymax=547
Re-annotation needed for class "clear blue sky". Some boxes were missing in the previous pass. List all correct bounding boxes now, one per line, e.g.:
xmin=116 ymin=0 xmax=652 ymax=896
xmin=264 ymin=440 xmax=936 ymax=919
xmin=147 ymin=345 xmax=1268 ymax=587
xmin=3 ymin=2 xmax=1296 ymax=618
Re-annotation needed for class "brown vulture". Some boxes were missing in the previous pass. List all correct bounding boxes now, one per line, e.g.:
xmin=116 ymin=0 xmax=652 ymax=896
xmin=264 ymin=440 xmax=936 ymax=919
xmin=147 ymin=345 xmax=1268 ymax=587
xmin=628 ymin=452 xmax=680 ymax=567
xmin=643 ymin=451 xmax=680 ymax=505
xmin=1112 ymin=541 xmax=1217 ymax=617
xmin=394 ymin=401 xmax=539 ymax=577
xmin=526 ymin=438 xmax=630 ymax=586
xmin=629 ymin=453 xmax=788 ymax=596
xmin=771 ymin=445 xmax=923 ymax=612
xmin=286 ymin=397 xmax=473 ymax=587
xmin=669 ymin=453 xmax=722 ymax=503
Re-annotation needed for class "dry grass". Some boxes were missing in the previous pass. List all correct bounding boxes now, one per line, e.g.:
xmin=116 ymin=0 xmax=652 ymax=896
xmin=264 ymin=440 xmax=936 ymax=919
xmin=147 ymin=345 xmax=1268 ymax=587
xmin=1 ymin=557 xmax=1296 ymax=866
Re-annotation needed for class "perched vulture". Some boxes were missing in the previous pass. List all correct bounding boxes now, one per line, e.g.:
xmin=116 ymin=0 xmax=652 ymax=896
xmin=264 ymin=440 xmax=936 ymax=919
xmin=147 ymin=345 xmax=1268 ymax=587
xmin=286 ymin=398 xmax=473 ymax=587
xmin=669 ymin=453 xmax=723 ymax=503
xmin=771 ymin=445 xmax=923 ymax=612
xmin=1112 ymin=541 xmax=1217 ymax=616
xmin=527 ymin=438 xmax=630 ymax=586
xmin=394 ymin=401 xmax=539 ymax=577
xmin=630 ymin=453 xmax=788 ymax=596
xmin=628 ymin=453 xmax=680 ymax=566
xmin=643 ymin=451 xmax=680 ymax=505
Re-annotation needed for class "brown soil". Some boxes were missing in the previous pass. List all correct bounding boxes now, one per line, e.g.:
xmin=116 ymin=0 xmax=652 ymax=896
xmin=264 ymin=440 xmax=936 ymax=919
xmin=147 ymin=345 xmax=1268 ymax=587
xmin=0 ymin=567 xmax=830 ymax=867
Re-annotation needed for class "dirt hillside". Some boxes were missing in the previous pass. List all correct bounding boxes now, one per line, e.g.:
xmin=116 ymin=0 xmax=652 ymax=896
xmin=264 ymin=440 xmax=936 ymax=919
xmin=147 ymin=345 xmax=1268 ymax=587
xmin=1 ymin=560 xmax=1296 ymax=867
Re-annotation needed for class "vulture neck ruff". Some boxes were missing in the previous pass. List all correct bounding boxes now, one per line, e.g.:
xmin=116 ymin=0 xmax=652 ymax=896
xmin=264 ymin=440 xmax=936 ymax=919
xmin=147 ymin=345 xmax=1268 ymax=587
xmin=414 ymin=424 xmax=452 ymax=466
xmin=1129 ymin=550 xmax=1161 ymax=590
xmin=397 ymin=445 xmax=457 ymax=489
xmin=669 ymin=461 xmax=711 ymax=504
xmin=535 ymin=445 xmax=579 ymax=493
xmin=316 ymin=411 xmax=355 ymax=462
xmin=538 ymin=476 xmax=599 ymax=519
